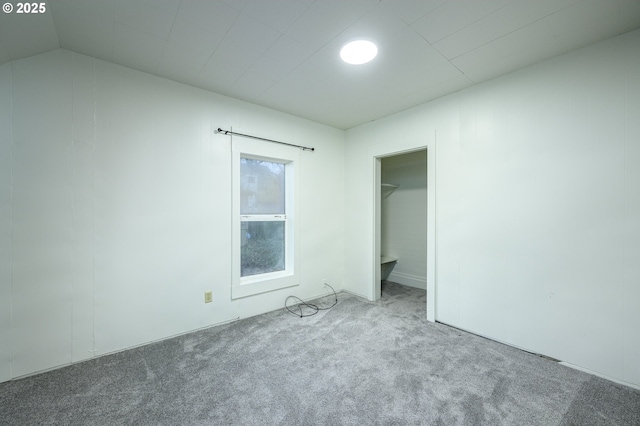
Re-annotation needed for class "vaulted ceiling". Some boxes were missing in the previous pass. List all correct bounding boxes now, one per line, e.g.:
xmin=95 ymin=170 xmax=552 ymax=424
xmin=1 ymin=0 xmax=639 ymax=129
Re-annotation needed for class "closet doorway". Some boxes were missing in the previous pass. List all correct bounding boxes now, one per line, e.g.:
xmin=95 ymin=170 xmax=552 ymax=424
xmin=374 ymin=146 xmax=435 ymax=321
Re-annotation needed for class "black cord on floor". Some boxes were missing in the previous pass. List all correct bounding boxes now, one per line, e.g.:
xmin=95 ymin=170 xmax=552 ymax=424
xmin=285 ymin=283 xmax=338 ymax=318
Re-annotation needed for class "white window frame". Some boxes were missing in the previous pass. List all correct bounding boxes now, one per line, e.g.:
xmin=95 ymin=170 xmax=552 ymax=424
xmin=231 ymin=136 xmax=300 ymax=299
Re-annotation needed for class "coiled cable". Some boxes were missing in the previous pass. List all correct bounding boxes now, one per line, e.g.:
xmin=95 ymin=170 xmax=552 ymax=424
xmin=285 ymin=283 xmax=337 ymax=317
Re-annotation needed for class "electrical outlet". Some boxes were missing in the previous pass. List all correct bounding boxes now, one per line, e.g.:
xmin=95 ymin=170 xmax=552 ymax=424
xmin=204 ymin=291 xmax=213 ymax=303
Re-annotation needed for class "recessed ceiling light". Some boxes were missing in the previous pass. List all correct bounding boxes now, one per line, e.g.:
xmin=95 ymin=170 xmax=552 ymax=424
xmin=340 ymin=40 xmax=378 ymax=65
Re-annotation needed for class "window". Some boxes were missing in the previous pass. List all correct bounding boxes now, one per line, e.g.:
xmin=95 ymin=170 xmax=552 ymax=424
xmin=232 ymin=136 xmax=299 ymax=298
xmin=240 ymin=157 xmax=286 ymax=277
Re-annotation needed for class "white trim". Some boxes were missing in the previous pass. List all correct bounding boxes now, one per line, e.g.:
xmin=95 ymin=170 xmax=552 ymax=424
xmin=340 ymin=289 xmax=369 ymax=300
xmin=374 ymin=158 xmax=382 ymax=301
xmin=437 ymin=319 xmax=640 ymax=392
xmin=559 ymin=362 xmax=640 ymax=391
xmin=428 ymin=134 xmax=436 ymax=322
xmin=10 ymin=316 xmax=241 ymax=381
xmin=387 ymin=271 xmax=426 ymax=290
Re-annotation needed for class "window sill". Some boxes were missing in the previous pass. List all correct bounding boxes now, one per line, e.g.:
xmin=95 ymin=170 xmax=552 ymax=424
xmin=232 ymin=270 xmax=298 ymax=299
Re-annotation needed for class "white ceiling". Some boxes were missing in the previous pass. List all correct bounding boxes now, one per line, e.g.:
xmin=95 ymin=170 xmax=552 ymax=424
xmin=1 ymin=0 xmax=639 ymax=129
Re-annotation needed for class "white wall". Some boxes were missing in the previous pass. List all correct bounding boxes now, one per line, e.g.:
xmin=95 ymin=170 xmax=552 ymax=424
xmin=0 ymin=61 xmax=12 ymax=383
xmin=2 ymin=31 xmax=639 ymax=389
xmin=345 ymin=29 xmax=640 ymax=388
xmin=0 ymin=49 xmax=345 ymax=382
xmin=381 ymin=151 xmax=427 ymax=289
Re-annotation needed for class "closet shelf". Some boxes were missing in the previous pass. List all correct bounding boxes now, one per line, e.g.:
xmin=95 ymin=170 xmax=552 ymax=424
xmin=381 ymin=183 xmax=398 ymax=198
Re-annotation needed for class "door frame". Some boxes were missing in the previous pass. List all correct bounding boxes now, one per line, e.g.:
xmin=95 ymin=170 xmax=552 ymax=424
xmin=371 ymin=135 xmax=436 ymax=322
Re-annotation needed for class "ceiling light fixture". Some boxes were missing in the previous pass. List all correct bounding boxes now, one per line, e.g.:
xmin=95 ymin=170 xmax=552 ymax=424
xmin=340 ymin=40 xmax=378 ymax=65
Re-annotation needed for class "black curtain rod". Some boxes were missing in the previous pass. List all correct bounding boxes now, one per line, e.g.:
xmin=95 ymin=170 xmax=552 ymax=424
xmin=217 ymin=128 xmax=315 ymax=151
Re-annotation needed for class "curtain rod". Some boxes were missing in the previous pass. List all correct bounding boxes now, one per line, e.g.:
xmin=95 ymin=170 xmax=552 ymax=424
xmin=217 ymin=128 xmax=315 ymax=152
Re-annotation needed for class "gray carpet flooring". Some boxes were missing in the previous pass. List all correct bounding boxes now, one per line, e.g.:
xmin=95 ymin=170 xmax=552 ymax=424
xmin=1 ymin=282 xmax=639 ymax=425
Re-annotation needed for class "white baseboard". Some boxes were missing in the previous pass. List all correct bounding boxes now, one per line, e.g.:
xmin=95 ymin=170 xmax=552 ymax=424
xmin=559 ymin=362 xmax=640 ymax=391
xmin=388 ymin=271 xmax=426 ymax=290
xmin=436 ymin=319 xmax=640 ymax=391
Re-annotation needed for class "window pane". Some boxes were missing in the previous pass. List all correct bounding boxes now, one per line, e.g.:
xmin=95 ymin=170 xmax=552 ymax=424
xmin=240 ymin=158 xmax=285 ymax=214
xmin=241 ymin=221 xmax=285 ymax=277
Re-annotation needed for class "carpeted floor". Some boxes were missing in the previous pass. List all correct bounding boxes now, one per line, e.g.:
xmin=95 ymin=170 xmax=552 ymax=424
xmin=1 ymin=282 xmax=639 ymax=425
